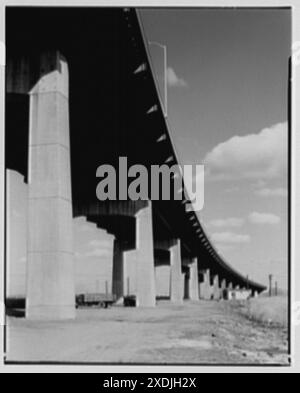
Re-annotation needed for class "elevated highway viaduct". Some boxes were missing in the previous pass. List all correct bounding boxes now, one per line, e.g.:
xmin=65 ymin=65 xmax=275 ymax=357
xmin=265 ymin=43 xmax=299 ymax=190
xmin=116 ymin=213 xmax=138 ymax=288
xmin=5 ymin=7 xmax=266 ymax=320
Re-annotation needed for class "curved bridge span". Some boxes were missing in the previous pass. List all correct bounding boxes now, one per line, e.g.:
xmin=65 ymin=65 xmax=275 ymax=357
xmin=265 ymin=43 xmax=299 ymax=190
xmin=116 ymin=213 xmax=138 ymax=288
xmin=6 ymin=7 xmax=266 ymax=320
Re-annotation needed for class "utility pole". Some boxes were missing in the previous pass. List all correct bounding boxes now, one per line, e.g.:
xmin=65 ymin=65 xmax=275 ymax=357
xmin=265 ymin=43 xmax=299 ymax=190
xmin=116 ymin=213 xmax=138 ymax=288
xmin=275 ymin=281 xmax=278 ymax=297
xmin=269 ymin=274 xmax=273 ymax=297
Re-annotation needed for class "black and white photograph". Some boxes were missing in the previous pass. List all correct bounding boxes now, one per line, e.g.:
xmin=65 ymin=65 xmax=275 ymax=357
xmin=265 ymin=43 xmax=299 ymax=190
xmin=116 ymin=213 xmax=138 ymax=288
xmin=0 ymin=0 xmax=299 ymax=374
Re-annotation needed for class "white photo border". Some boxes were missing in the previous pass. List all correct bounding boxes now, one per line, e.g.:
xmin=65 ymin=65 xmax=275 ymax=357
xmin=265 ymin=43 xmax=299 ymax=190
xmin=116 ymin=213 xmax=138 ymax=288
xmin=0 ymin=0 xmax=298 ymax=373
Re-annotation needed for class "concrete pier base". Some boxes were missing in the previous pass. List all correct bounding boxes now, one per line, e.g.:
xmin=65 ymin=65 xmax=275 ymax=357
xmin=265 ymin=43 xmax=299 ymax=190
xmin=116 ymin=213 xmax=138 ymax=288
xmin=221 ymin=279 xmax=227 ymax=299
xmin=199 ymin=269 xmax=211 ymax=300
xmin=26 ymin=52 xmax=75 ymax=320
xmin=253 ymin=290 xmax=259 ymax=298
xmin=170 ymin=239 xmax=184 ymax=303
xmin=188 ymin=258 xmax=199 ymax=301
xmin=213 ymin=275 xmax=220 ymax=300
xmin=135 ymin=203 xmax=156 ymax=307
xmin=155 ymin=264 xmax=171 ymax=298
xmin=112 ymin=239 xmax=124 ymax=300
xmin=124 ymin=202 xmax=156 ymax=307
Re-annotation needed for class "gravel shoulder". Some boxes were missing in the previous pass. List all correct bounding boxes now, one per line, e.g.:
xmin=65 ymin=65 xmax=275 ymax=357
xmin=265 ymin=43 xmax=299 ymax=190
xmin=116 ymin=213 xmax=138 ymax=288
xmin=5 ymin=300 xmax=290 ymax=365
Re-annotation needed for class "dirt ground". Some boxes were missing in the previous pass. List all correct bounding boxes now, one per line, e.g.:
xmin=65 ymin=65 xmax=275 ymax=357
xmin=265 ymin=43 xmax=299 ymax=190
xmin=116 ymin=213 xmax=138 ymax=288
xmin=5 ymin=300 xmax=290 ymax=365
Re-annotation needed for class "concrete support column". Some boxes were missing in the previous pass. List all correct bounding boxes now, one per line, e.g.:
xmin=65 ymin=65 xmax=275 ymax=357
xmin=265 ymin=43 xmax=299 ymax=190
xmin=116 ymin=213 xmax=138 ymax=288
xmin=228 ymin=282 xmax=233 ymax=290
xmin=26 ymin=52 xmax=75 ymax=320
xmin=213 ymin=275 xmax=220 ymax=300
xmin=170 ymin=239 xmax=183 ymax=303
xmin=199 ymin=269 xmax=211 ymax=300
xmin=253 ymin=290 xmax=259 ymax=298
xmin=221 ymin=279 xmax=227 ymax=299
xmin=112 ymin=238 xmax=124 ymax=300
xmin=135 ymin=202 xmax=156 ymax=307
xmin=155 ymin=264 xmax=171 ymax=299
xmin=189 ymin=258 xmax=199 ymax=301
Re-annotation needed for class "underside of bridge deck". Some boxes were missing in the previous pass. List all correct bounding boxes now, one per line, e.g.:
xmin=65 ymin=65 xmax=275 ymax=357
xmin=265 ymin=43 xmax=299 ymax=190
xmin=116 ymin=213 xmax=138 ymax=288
xmin=5 ymin=7 xmax=266 ymax=320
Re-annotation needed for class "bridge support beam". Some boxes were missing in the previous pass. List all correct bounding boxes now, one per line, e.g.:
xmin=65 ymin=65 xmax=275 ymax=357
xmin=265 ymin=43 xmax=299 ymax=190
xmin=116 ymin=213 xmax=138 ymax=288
xmin=155 ymin=264 xmax=170 ymax=299
xmin=26 ymin=52 xmax=75 ymax=320
xmin=199 ymin=269 xmax=211 ymax=300
xmin=188 ymin=258 xmax=199 ymax=301
xmin=112 ymin=238 xmax=124 ymax=300
xmin=135 ymin=202 xmax=156 ymax=307
xmin=124 ymin=202 xmax=156 ymax=307
xmin=170 ymin=239 xmax=184 ymax=303
xmin=252 ymin=290 xmax=259 ymax=298
xmin=213 ymin=275 xmax=220 ymax=300
xmin=221 ymin=279 xmax=227 ymax=299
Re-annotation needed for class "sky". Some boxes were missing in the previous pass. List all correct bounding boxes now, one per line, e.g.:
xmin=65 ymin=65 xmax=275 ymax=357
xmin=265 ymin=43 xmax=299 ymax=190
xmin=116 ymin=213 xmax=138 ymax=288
xmin=7 ymin=8 xmax=291 ymax=296
xmin=140 ymin=8 xmax=291 ymax=290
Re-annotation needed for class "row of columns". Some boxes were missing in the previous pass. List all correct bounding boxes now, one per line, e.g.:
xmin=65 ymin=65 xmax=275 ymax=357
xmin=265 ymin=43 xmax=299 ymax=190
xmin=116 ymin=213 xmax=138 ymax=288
xmin=115 ymin=234 xmax=201 ymax=307
xmin=26 ymin=52 xmax=75 ymax=320
xmin=15 ymin=51 xmax=202 ymax=320
xmin=20 ymin=51 xmax=256 ymax=320
xmin=124 ymin=203 xmax=157 ymax=308
xmin=198 ymin=270 xmax=247 ymax=301
xmin=169 ymin=240 xmax=184 ymax=303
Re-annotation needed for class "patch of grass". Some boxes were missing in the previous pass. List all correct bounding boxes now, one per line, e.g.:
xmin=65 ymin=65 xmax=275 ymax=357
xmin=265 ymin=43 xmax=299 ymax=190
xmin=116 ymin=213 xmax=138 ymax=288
xmin=242 ymin=296 xmax=288 ymax=328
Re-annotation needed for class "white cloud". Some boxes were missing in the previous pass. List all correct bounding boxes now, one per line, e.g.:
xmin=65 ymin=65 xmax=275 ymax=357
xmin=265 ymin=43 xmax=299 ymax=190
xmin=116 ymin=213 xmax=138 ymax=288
xmin=211 ymin=232 xmax=251 ymax=244
xmin=204 ymin=122 xmax=288 ymax=181
xmin=74 ymin=217 xmax=97 ymax=232
xmin=167 ymin=67 xmax=188 ymax=88
xmin=78 ymin=223 xmax=94 ymax=232
xmin=225 ymin=186 xmax=240 ymax=193
xmin=208 ymin=217 xmax=244 ymax=228
xmin=12 ymin=209 xmax=22 ymax=219
xmin=216 ymin=244 xmax=237 ymax=252
xmin=248 ymin=212 xmax=281 ymax=225
xmin=75 ymin=249 xmax=111 ymax=258
xmin=254 ymin=187 xmax=288 ymax=198
xmin=88 ymin=239 xmax=111 ymax=249
xmin=75 ymin=239 xmax=113 ymax=259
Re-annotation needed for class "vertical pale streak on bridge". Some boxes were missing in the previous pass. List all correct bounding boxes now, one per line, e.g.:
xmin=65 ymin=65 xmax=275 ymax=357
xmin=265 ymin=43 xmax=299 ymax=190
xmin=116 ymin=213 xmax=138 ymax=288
xmin=170 ymin=239 xmax=184 ymax=303
xmin=27 ymin=52 xmax=75 ymax=320
xmin=4 ymin=8 xmax=267 ymax=321
xmin=188 ymin=258 xmax=199 ymax=301
xmin=135 ymin=202 xmax=156 ymax=307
